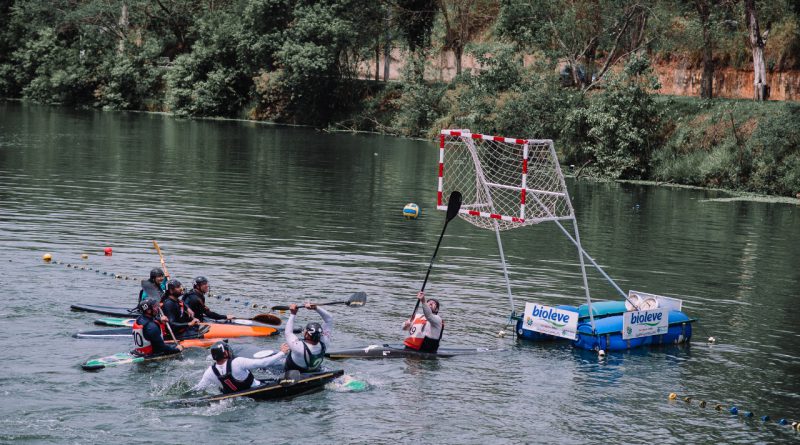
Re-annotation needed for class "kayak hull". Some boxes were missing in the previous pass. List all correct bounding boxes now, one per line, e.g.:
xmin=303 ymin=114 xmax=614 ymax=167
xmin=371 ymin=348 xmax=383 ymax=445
xmin=93 ymin=317 xmax=267 ymax=328
xmin=326 ymin=344 xmax=499 ymax=359
xmin=81 ymin=339 xmax=215 ymax=371
xmin=72 ymin=303 xmax=139 ymax=317
xmin=75 ymin=323 xmax=278 ymax=339
xmin=170 ymin=370 xmax=345 ymax=405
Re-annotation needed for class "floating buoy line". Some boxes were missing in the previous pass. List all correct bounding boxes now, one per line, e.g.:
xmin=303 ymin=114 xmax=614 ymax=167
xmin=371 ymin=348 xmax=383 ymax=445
xmin=668 ymin=392 xmax=798 ymax=431
xmin=45 ymin=255 xmax=275 ymax=311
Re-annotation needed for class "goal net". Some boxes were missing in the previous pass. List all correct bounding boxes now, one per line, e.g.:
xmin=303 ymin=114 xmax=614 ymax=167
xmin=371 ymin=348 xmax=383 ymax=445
xmin=437 ymin=129 xmax=574 ymax=231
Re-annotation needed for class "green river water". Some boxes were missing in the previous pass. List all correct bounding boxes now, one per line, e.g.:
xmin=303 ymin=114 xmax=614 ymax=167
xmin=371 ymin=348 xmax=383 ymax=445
xmin=0 ymin=101 xmax=798 ymax=444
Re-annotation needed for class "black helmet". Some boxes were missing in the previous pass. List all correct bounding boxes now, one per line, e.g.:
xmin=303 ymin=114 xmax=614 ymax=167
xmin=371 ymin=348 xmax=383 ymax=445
xmin=210 ymin=341 xmax=232 ymax=361
xmin=150 ymin=268 xmax=165 ymax=280
xmin=193 ymin=276 xmax=209 ymax=287
xmin=167 ymin=279 xmax=182 ymax=290
xmin=428 ymin=298 xmax=440 ymax=314
xmin=139 ymin=298 xmax=159 ymax=313
xmin=304 ymin=322 xmax=323 ymax=343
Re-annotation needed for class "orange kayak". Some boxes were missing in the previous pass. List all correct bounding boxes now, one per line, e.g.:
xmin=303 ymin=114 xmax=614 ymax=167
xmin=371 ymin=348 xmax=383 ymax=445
xmin=201 ymin=323 xmax=278 ymax=338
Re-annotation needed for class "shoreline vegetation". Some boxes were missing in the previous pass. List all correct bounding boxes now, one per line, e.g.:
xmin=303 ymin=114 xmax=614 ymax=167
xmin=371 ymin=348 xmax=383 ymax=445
xmin=2 ymin=1 xmax=799 ymax=197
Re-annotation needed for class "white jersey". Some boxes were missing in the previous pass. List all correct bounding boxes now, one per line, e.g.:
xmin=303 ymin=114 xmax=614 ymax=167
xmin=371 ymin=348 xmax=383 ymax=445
xmin=193 ymin=352 xmax=286 ymax=392
xmin=285 ymin=307 xmax=333 ymax=367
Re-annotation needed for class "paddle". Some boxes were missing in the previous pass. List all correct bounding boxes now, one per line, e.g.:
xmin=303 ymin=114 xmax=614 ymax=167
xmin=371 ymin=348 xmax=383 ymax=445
xmin=408 ymin=191 xmax=462 ymax=322
xmin=270 ymin=292 xmax=367 ymax=311
xmin=238 ymin=313 xmax=282 ymax=326
xmin=152 ymin=240 xmax=170 ymax=279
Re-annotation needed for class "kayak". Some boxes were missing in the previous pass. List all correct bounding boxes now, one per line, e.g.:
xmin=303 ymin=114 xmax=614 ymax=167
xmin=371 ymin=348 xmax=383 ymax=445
xmin=74 ymin=323 xmax=278 ymax=339
xmin=167 ymin=370 xmax=345 ymax=405
xmin=81 ymin=338 xmax=216 ymax=371
xmin=71 ymin=303 xmax=139 ymax=317
xmin=325 ymin=344 xmax=502 ymax=359
xmin=93 ymin=317 xmax=267 ymax=328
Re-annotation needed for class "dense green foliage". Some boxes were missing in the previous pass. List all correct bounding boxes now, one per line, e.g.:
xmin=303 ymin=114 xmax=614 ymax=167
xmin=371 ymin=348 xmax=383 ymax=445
xmin=1 ymin=0 xmax=799 ymax=195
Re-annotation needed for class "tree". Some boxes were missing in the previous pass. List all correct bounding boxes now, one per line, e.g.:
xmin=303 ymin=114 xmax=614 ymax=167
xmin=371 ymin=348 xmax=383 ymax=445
xmin=695 ymin=0 xmax=715 ymax=98
xmin=744 ymin=0 xmax=769 ymax=100
xmin=497 ymin=0 xmax=657 ymax=91
xmin=438 ymin=0 xmax=497 ymax=76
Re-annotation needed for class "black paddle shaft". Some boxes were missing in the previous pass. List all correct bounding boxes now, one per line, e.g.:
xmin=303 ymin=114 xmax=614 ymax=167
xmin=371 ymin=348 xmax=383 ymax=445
xmin=409 ymin=191 xmax=462 ymax=321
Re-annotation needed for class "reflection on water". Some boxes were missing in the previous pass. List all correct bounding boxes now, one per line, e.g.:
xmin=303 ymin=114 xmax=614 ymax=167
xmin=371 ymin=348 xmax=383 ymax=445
xmin=1 ymin=101 xmax=799 ymax=443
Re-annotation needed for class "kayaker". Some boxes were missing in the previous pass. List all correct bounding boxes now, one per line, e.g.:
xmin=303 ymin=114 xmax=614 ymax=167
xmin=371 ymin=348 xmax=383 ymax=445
xmin=284 ymin=303 xmax=332 ymax=372
xmin=182 ymin=276 xmax=232 ymax=322
xmin=402 ymin=291 xmax=443 ymax=353
xmin=138 ymin=267 xmax=166 ymax=303
xmin=161 ymin=279 xmax=201 ymax=338
xmin=132 ymin=298 xmax=183 ymax=357
xmin=192 ymin=341 xmax=290 ymax=394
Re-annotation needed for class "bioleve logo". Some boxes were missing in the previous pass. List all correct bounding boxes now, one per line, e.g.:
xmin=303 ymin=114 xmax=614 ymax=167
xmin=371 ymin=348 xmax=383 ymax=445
xmin=530 ymin=305 xmax=571 ymax=328
xmin=628 ymin=311 xmax=663 ymax=327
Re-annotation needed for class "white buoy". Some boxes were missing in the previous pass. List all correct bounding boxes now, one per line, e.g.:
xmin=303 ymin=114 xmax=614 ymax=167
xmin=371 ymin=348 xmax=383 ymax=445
xmin=598 ymin=349 xmax=606 ymax=357
xmin=497 ymin=330 xmax=507 ymax=338
xmin=708 ymin=336 xmax=716 ymax=344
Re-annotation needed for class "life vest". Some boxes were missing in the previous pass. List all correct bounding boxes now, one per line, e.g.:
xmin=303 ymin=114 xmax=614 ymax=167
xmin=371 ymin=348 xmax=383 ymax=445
xmin=403 ymin=314 xmax=444 ymax=353
xmin=132 ymin=317 xmax=164 ymax=356
xmin=211 ymin=358 xmax=255 ymax=394
xmin=285 ymin=342 xmax=326 ymax=372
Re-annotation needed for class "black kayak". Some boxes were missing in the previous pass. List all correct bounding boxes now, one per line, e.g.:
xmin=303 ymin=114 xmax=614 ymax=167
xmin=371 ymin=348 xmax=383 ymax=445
xmin=167 ymin=370 xmax=345 ymax=405
xmin=72 ymin=303 xmax=139 ymax=317
xmin=325 ymin=344 xmax=501 ymax=359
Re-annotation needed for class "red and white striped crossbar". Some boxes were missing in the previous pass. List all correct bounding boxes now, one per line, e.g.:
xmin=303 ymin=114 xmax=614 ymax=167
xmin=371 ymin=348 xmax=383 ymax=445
xmin=438 ymin=129 xmax=530 ymax=223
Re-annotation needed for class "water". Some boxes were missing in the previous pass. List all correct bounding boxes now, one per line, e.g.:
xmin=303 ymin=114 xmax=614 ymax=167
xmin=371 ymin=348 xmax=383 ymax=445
xmin=1 ymin=101 xmax=798 ymax=444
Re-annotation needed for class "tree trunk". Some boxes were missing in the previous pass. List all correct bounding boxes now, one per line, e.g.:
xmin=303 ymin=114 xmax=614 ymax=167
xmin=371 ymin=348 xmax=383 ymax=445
xmin=454 ymin=44 xmax=462 ymax=75
xmin=118 ymin=3 xmax=129 ymax=54
xmin=375 ymin=41 xmax=380 ymax=81
xmin=745 ymin=0 xmax=769 ymax=101
xmin=383 ymin=44 xmax=391 ymax=81
xmin=696 ymin=0 xmax=714 ymax=98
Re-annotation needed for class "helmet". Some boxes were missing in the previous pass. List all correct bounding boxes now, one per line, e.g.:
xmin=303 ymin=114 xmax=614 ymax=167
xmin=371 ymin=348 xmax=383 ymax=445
xmin=167 ymin=279 xmax=182 ymax=290
xmin=304 ymin=322 xmax=323 ymax=343
xmin=139 ymin=298 xmax=159 ymax=314
xmin=193 ymin=276 xmax=209 ymax=287
xmin=150 ymin=268 xmax=165 ymax=280
xmin=428 ymin=298 xmax=440 ymax=314
xmin=210 ymin=341 xmax=232 ymax=361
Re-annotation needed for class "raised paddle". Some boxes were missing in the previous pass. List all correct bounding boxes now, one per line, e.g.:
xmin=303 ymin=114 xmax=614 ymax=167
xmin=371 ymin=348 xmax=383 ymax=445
xmin=152 ymin=240 xmax=170 ymax=279
xmin=408 ymin=190 xmax=462 ymax=322
xmin=270 ymin=292 xmax=367 ymax=311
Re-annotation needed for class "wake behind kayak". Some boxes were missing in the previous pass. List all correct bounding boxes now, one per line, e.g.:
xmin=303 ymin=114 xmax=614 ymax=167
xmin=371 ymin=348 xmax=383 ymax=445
xmin=166 ymin=370 xmax=345 ymax=405
xmin=326 ymin=344 xmax=502 ymax=359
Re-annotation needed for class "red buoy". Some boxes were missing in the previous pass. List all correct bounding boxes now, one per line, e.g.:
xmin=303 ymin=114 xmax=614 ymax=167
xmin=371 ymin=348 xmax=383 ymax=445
xmin=104 ymin=247 xmax=112 ymax=256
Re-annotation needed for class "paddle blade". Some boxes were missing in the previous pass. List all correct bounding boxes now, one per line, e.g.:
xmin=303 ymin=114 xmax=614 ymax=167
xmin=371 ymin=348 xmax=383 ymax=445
xmin=345 ymin=292 xmax=367 ymax=307
xmin=251 ymin=313 xmax=282 ymax=326
xmin=271 ymin=305 xmax=290 ymax=311
xmin=179 ymin=339 xmax=217 ymax=348
xmin=445 ymin=191 xmax=462 ymax=222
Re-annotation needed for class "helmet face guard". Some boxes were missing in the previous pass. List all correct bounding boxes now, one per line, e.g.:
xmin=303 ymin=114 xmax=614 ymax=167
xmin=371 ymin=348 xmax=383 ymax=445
xmin=304 ymin=323 xmax=323 ymax=343
xmin=427 ymin=298 xmax=440 ymax=314
xmin=193 ymin=276 xmax=209 ymax=288
xmin=210 ymin=341 xmax=231 ymax=361
xmin=167 ymin=279 xmax=182 ymax=291
xmin=139 ymin=298 xmax=159 ymax=314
